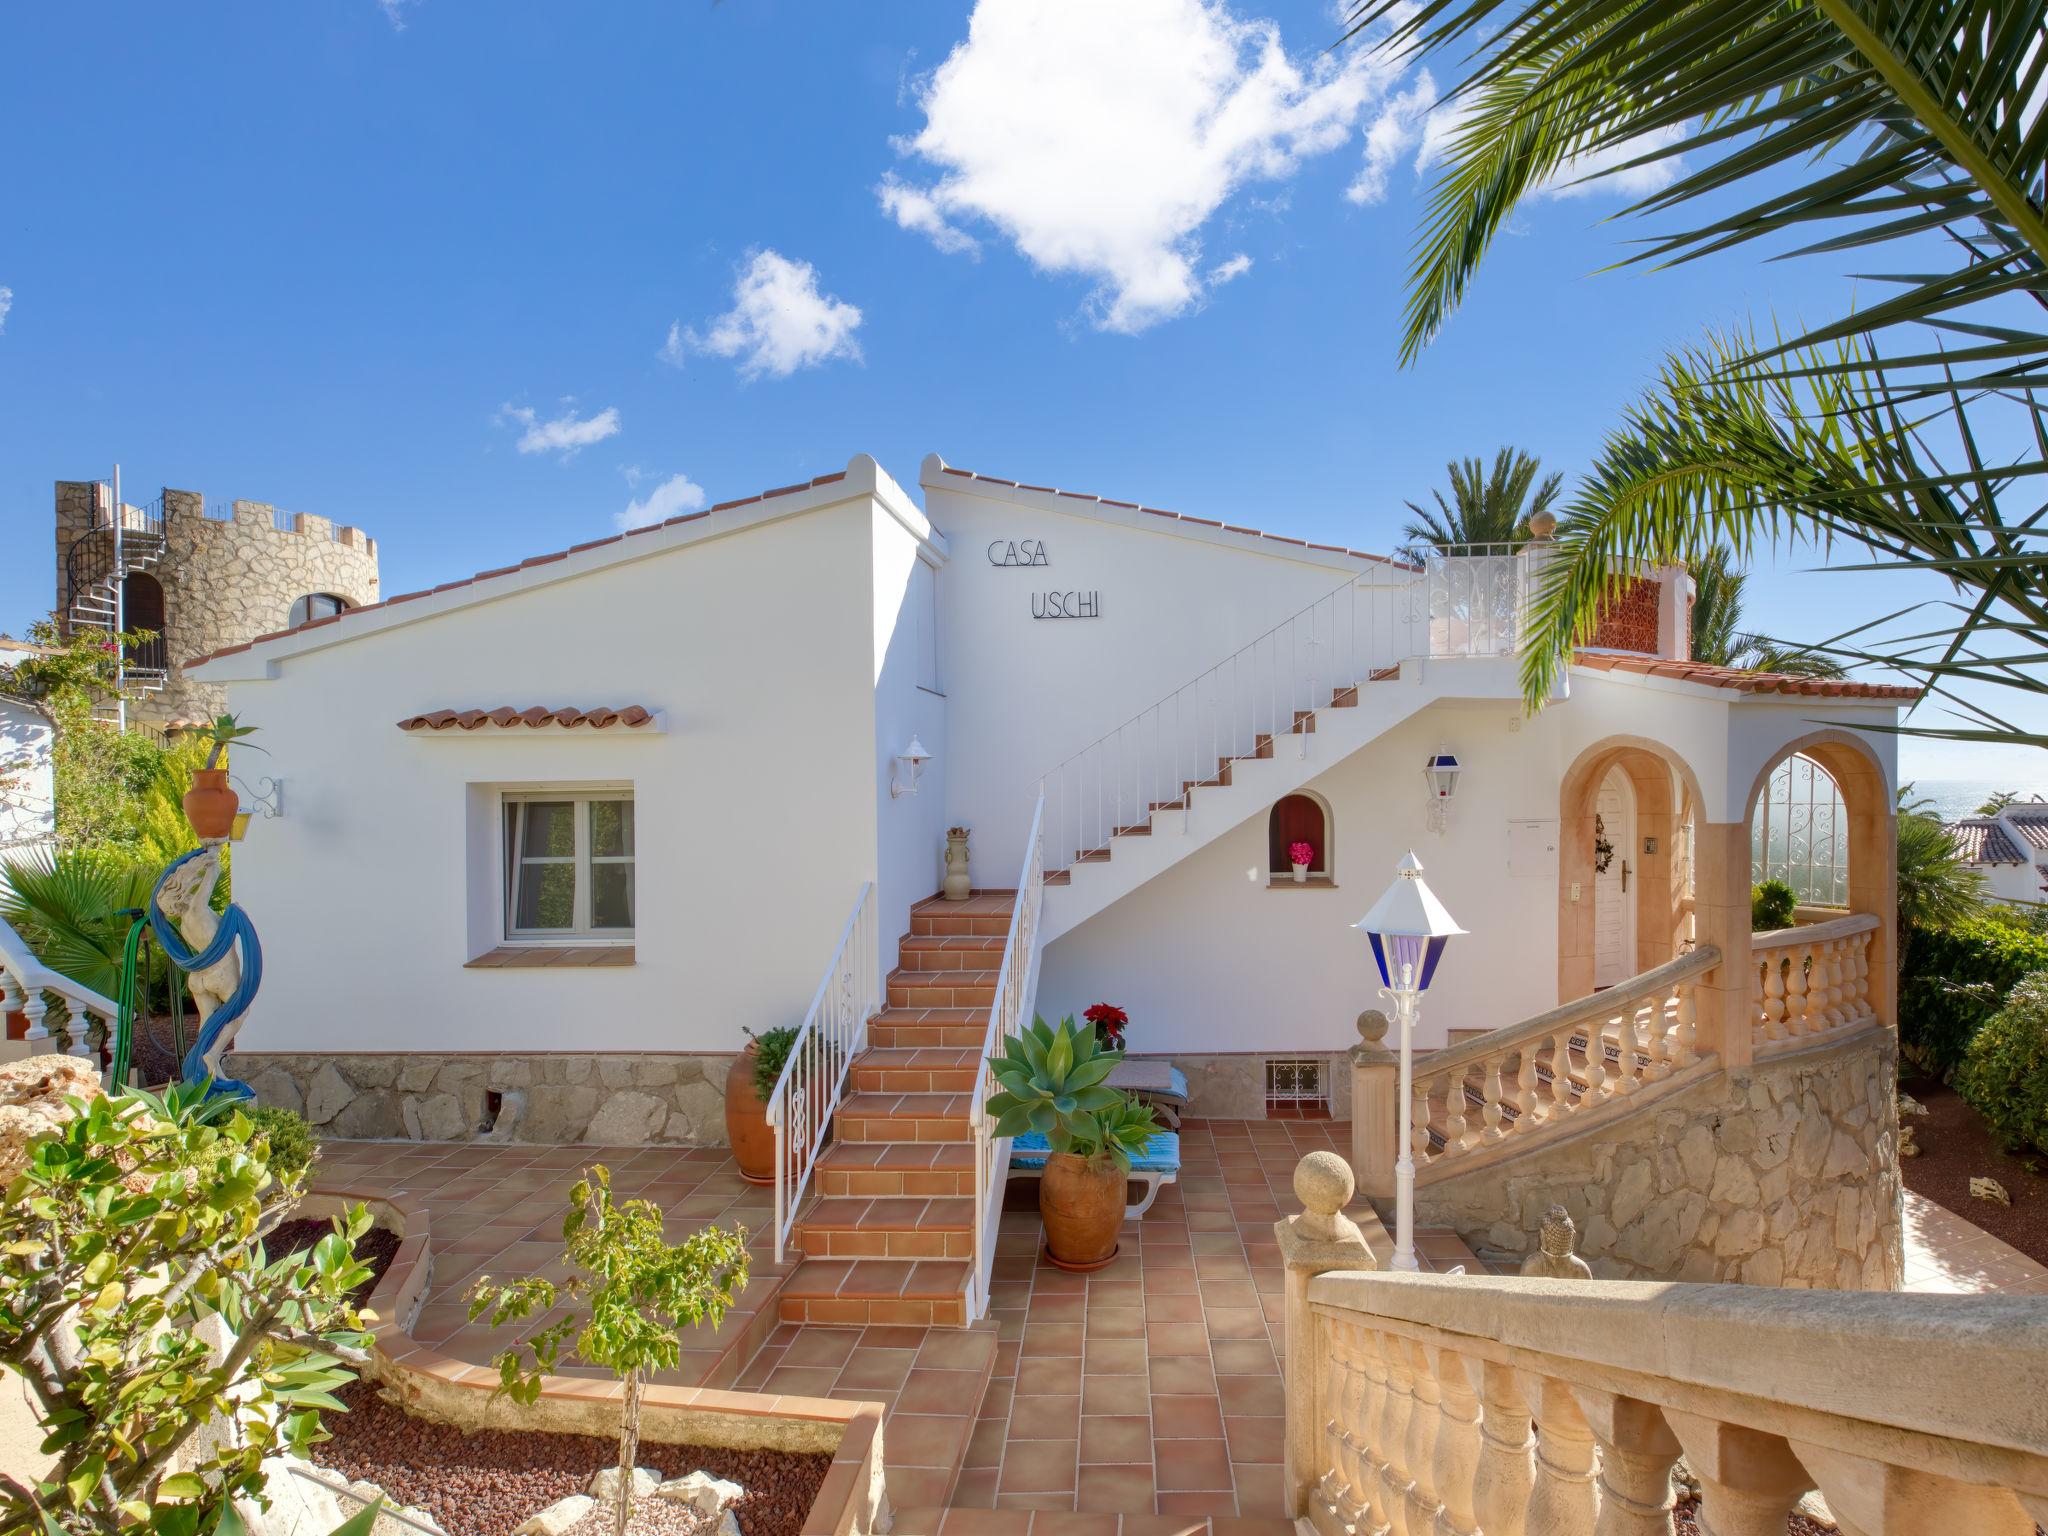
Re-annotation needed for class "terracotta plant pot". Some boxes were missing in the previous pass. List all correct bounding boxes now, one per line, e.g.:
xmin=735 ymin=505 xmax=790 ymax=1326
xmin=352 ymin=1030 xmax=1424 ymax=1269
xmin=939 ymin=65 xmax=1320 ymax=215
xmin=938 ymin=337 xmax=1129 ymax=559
xmin=182 ymin=767 xmax=238 ymax=841
xmin=1039 ymin=1151 xmax=1126 ymax=1271
xmin=724 ymin=1045 xmax=777 ymax=1185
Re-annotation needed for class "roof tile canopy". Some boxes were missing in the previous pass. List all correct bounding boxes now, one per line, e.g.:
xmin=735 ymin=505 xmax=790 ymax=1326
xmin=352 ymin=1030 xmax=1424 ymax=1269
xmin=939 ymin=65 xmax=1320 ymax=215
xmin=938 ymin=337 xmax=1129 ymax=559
xmin=2006 ymin=810 xmax=2048 ymax=851
xmin=1574 ymin=652 xmax=1920 ymax=699
xmin=398 ymin=706 xmax=653 ymax=732
xmin=1947 ymin=819 xmax=2026 ymax=866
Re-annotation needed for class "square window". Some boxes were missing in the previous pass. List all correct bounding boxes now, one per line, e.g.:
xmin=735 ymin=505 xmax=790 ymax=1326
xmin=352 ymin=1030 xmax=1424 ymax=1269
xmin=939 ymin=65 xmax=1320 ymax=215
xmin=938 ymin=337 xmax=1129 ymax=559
xmin=503 ymin=791 xmax=635 ymax=941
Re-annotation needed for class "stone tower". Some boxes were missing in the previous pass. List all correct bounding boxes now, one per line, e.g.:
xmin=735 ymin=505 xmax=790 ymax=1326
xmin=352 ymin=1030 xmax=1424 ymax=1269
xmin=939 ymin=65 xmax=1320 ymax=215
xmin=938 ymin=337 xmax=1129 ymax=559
xmin=55 ymin=481 xmax=380 ymax=733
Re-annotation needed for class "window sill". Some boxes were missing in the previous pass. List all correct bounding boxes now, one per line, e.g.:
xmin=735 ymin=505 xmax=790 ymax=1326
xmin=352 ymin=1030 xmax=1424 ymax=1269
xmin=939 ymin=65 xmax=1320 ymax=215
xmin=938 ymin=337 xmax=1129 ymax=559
xmin=466 ymin=945 xmax=635 ymax=969
xmin=1266 ymin=876 xmax=1337 ymax=890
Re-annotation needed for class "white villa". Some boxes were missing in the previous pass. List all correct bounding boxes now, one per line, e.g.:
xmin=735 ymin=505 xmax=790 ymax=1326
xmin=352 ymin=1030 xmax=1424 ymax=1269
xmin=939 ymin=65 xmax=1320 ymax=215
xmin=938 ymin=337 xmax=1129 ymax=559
xmin=1949 ymin=797 xmax=2048 ymax=907
xmin=175 ymin=451 xmax=1916 ymax=1309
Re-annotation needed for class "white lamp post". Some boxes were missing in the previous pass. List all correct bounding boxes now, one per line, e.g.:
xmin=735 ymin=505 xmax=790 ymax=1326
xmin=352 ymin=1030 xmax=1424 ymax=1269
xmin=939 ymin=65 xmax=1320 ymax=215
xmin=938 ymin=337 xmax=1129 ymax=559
xmin=1353 ymin=851 xmax=1464 ymax=1272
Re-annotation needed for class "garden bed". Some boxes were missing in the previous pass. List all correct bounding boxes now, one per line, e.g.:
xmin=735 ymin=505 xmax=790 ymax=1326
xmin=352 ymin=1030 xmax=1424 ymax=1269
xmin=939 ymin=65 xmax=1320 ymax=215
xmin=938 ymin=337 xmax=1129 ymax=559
xmin=1900 ymin=1077 xmax=2048 ymax=1267
xmin=312 ymin=1382 xmax=831 ymax=1536
xmin=268 ymin=1216 xmax=401 ymax=1307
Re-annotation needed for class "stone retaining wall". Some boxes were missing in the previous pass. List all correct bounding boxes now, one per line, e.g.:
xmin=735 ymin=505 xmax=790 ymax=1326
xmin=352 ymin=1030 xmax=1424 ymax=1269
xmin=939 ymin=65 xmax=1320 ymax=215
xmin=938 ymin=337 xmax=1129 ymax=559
xmin=228 ymin=1052 xmax=732 ymax=1145
xmin=1135 ymin=1051 xmax=1356 ymax=1121
xmin=1414 ymin=1028 xmax=1903 ymax=1289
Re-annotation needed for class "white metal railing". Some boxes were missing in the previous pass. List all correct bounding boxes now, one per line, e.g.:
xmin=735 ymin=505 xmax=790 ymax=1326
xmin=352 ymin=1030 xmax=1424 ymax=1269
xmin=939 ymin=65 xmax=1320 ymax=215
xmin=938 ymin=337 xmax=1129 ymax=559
xmin=767 ymin=882 xmax=879 ymax=1263
xmin=0 ymin=912 xmax=120 ymax=1072
xmin=1032 ymin=548 xmax=1542 ymax=878
xmin=1753 ymin=910 xmax=1880 ymax=1050
xmin=968 ymin=791 xmax=1046 ymax=1319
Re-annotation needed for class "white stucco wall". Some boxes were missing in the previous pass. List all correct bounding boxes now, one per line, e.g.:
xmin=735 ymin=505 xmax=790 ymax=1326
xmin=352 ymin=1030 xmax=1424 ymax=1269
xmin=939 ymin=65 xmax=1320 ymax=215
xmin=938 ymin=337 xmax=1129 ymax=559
xmin=871 ymin=495 xmax=952 ymax=949
xmin=199 ymin=475 xmax=896 ymax=1056
xmin=0 ymin=695 xmax=56 ymax=865
xmin=924 ymin=460 xmax=1398 ymax=886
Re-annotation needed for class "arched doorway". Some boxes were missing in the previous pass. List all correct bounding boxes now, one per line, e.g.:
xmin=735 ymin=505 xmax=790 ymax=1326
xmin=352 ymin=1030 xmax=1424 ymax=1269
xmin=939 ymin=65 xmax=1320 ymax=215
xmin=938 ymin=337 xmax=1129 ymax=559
xmin=1558 ymin=737 xmax=1703 ymax=1002
xmin=121 ymin=573 xmax=166 ymax=673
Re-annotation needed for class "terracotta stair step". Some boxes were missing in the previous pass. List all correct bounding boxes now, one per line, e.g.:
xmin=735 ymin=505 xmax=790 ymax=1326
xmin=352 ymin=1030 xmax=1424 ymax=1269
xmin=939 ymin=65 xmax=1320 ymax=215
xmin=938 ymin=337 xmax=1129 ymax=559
xmin=897 ymin=934 xmax=1009 ymax=970
xmin=849 ymin=1046 xmax=982 ymax=1093
xmin=867 ymin=1008 xmax=987 ymax=1049
xmin=888 ymin=969 xmax=1000 ymax=1008
xmin=794 ymin=1195 xmax=975 ymax=1260
xmin=836 ymin=1091 xmax=974 ymax=1143
xmin=777 ymin=1258 xmax=971 ymax=1327
xmin=908 ymin=893 xmax=1017 ymax=939
xmin=815 ymin=1141 xmax=976 ymax=1197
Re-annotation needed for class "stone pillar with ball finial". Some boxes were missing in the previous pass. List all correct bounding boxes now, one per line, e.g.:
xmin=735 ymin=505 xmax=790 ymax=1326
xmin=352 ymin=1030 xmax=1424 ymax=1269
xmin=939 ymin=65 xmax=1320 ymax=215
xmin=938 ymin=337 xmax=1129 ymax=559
xmin=1276 ymin=1150 xmax=1376 ymax=1518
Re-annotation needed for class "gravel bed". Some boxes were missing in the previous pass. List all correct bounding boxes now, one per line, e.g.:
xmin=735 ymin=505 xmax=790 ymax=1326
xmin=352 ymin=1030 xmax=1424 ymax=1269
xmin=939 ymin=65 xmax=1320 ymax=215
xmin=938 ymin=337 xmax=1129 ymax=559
xmin=311 ymin=1383 xmax=831 ymax=1536
xmin=1673 ymin=1497 xmax=1831 ymax=1534
xmin=268 ymin=1217 xmax=402 ymax=1307
xmin=1899 ymin=1077 xmax=2048 ymax=1266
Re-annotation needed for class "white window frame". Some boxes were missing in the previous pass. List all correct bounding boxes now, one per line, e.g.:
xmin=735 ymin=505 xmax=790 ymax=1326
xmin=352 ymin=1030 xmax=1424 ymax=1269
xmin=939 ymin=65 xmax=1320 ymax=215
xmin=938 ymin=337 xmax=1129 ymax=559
xmin=501 ymin=790 xmax=636 ymax=944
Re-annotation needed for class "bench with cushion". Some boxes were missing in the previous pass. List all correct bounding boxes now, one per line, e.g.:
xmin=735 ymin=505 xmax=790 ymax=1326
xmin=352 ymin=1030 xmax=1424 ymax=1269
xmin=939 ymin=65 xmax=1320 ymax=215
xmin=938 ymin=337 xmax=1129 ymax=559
xmin=1007 ymin=1129 xmax=1182 ymax=1218
xmin=1106 ymin=1059 xmax=1190 ymax=1128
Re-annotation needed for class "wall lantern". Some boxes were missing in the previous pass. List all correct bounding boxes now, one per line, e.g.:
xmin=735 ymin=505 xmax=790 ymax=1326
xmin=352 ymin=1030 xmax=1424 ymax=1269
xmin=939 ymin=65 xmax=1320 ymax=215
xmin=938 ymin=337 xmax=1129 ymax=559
xmin=1423 ymin=745 xmax=1462 ymax=833
xmin=1353 ymin=850 xmax=1464 ymax=1272
xmin=891 ymin=738 xmax=932 ymax=799
xmin=230 ymin=775 xmax=284 ymax=840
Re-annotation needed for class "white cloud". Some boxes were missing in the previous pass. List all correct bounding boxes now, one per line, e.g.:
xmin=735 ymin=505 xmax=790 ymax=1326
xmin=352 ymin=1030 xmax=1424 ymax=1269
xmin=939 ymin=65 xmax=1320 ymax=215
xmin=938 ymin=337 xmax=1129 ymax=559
xmin=499 ymin=403 xmax=621 ymax=459
xmin=378 ymin=0 xmax=418 ymax=30
xmin=1208 ymin=253 xmax=1253 ymax=285
xmin=658 ymin=321 xmax=688 ymax=368
xmin=615 ymin=472 xmax=708 ymax=532
xmin=0 ymin=286 xmax=11 ymax=334
xmin=1347 ymin=71 xmax=1436 ymax=205
xmin=682 ymin=250 xmax=863 ymax=380
xmin=1528 ymin=124 xmax=1687 ymax=199
xmin=878 ymin=0 xmax=1399 ymax=333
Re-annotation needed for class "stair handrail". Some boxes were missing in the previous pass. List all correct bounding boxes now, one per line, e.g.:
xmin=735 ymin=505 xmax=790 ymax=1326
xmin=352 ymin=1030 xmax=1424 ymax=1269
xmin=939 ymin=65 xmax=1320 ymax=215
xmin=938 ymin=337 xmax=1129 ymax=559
xmin=968 ymin=789 xmax=1046 ymax=1319
xmin=1031 ymin=567 xmax=1414 ymax=876
xmin=0 ymin=911 xmax=121 ymax=1072
xmin=766 ymin=880 xmax=878 ymax=1264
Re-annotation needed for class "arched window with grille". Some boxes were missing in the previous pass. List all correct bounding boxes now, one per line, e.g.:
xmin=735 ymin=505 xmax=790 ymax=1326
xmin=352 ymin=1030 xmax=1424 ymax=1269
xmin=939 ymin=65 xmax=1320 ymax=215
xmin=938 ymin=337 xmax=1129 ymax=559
xmin=1751 ymin=752 xmax=1848 ymax=907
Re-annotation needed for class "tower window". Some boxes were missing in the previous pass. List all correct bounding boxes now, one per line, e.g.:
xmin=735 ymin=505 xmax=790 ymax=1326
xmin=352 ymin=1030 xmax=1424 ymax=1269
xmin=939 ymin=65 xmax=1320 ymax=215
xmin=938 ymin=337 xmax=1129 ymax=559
xmin=289 ymin=592 xmax=350 ymax=629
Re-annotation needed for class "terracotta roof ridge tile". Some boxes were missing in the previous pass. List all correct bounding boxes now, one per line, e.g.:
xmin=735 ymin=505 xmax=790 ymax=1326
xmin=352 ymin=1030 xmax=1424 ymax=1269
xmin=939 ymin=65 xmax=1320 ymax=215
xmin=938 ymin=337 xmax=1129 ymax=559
xmin=1571 ymin=651 xmax=1919 ymax=700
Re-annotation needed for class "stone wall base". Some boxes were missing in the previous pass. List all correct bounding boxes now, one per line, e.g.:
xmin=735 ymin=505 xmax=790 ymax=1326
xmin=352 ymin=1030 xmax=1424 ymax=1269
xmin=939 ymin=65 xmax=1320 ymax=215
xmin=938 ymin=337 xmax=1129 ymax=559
xmin=227 ymin=1052 xmax=733 ymax=1146
xmin=1413 ymin=1029 xmax=1904 ymax=1289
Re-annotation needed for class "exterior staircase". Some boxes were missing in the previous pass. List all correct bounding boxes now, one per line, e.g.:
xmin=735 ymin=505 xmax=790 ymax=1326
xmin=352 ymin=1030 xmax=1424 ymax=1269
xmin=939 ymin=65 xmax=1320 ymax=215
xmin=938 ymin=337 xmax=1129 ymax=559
xmin=775 ymin=894 xmax=1014 ymax=1329
xmin=63 ymin=497 xmax=170 ymax=719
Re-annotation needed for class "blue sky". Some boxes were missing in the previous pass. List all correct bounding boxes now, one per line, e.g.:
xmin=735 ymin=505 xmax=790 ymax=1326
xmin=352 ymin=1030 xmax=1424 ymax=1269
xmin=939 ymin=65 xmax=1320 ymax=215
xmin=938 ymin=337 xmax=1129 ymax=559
xmin=2 ymin=0 xmax=2040 ymax=785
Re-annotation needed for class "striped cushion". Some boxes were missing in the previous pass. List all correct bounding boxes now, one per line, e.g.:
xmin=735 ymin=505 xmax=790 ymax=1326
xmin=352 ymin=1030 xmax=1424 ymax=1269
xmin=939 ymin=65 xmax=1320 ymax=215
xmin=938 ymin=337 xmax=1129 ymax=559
xmin=1008 ymin=1129 xmax=1181 ymax=1173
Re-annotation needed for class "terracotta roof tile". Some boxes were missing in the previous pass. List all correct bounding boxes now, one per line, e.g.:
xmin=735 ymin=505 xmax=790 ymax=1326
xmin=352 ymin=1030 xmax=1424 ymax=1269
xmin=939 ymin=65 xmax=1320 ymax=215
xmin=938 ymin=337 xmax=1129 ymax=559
xmin=397 ymin=706 xmax=654 ymax=733
xmin=1947 ymin=819 xmax=2026 ymax=865
xmin=934 ymin=463 xmax=1403 ymax=566
xmin=2005 ymin=810 xmax=2048 ymax=851
xmin=1572 ymin=652 xmax=1920 ymax=700
xmin=185 ymin=468 xmax=856 ymax=671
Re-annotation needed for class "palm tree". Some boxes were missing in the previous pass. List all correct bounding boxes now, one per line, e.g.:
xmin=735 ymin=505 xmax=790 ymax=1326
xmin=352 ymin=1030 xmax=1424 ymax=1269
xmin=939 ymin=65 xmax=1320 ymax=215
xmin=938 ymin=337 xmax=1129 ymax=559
xmin=1688 ymin=546 xmax=1845 ymax=678
xmin=1401 ymin=448 xmax=1560 ymax=551
xmin=1345 ymin=0 xmax=2048 ymax=750
xmin=1896 ymin=787 xmax=1986 ymax=937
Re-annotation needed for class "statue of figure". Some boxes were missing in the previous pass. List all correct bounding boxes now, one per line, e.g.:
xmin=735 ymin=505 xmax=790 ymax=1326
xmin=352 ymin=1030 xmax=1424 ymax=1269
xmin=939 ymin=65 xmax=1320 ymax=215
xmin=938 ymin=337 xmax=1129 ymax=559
xmin=150 ymin=845 xmax=260 ymax=1096
xmin=1520 ymin=1204 xmax=1594 ymax=1280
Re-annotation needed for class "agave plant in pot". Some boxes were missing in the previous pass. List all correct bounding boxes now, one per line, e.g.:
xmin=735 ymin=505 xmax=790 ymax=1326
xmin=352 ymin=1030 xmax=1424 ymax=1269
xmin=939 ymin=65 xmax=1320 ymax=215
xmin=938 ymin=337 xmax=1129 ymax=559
xmin=987 ymin=1015 xmax=1161 ymax=1271
xmin=182 ymin=713 xmax=262 ymax=841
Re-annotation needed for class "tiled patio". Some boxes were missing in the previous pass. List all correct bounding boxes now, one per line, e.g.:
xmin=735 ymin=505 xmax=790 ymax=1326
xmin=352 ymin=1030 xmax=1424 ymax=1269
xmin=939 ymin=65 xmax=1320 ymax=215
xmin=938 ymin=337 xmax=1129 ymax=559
xmin=1900 ymin=1190 xmax=2048 ymax=1295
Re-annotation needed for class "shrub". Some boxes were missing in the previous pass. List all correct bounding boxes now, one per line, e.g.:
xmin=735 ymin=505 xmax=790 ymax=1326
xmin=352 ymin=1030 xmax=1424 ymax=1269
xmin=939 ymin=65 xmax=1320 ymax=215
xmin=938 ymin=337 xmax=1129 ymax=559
xmin=1901 ymin=910 xmax=2048 ymax=1077
xmin=0 ymin=1081 xmax=374 ymax=1534
xmin=1955 ymin=969 xmax=2048 ymax=1155
xmin=986 ymin=1015 xmax=1161 ymax=1171
xmin=467 ymin=1167 xmax=749 ymax=1536
xmin=743 ymin=1023 xmax=844 ymax=1102
xmin=1751 ymin=879 xmax=1798 ymax=933
xmin=249 ymin=1102 xmax=318 ymax=1179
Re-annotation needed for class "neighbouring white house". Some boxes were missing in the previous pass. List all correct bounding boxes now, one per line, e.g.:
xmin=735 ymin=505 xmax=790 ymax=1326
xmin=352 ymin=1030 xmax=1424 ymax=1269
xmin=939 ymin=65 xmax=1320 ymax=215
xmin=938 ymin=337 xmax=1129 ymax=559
xmin=185 ymin=452 xmax=1916 ymax=1140
xmin=1947 ymin=798 xmax=2048 ymax=908
xmin=0 ymin=639 xmax=58 ymax=866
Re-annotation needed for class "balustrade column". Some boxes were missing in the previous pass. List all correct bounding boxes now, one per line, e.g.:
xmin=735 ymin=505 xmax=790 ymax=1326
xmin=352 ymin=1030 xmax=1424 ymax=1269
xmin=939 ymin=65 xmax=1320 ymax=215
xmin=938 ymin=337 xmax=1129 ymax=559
xmin=1785 ymin=942 xmax=1811 ymax=1037
xmin=1512 ymin=1046 xmax=1539 ymax=1134
xmin=1613 ymin=1008 xmax=1640 ymax=1093
xmin=1761 ymin=957 xmax=1787 ymax=1042
xmin=1317 ymin=1323 xmax=1363 ymax=1531
xmin=1482 ymin=1060 xmax=1507 ymax=1142
xmin=1548 ymin=1028 xmax=1577 ymax=1119
xmin=1518 ymin=1374 xmax=1597 ymax=1536
xmin=1571 ymin=1389 xmax=1680 ymax=1536
xmin=1427 ymin=1345 xmax=1481 ymax=1536
xmin=1377 ymin=1328 xmax=1417 ymax=1536
xmin=67 ymin=1006 xmax=95 ymax=1061
xmin=1673 ymin=983 xmax=1698 ymax=1066
xmin=1465 ymin=1359 xmax=1534 ymax=1536
xmin=1662 ymin=1412 xmax=1812 ymax=1536
xmin=1277 ymin=1153 xmax=1376 ymax=1520
xmin=22 ymin=990 xmax=51 ymax=1047
xmin=1792 ymin=1443 xmax=2036 ymax=1536
xmin=1352 ymin=1327 xmax=1395 ymax=1536
xmin=1580 ymin=1021 xmax=1607 ymax=1099
xmin=1400 ymin=1338 xmax=1442 ymax=1536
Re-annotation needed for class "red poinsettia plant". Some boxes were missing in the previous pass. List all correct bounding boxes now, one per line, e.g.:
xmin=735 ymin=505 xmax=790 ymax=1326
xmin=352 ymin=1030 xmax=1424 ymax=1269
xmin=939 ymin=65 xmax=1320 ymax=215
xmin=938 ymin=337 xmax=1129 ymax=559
xmin=1082 ymin=1002 xmax=1128 ymax=1051
xmin=1289 ymin=840 xmax=1315 ymax=869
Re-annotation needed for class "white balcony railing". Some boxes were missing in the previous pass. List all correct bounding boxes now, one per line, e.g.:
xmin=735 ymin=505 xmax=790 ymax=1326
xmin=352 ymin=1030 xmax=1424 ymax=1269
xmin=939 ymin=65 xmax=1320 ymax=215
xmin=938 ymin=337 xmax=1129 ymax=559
xmin=0 ymin=912 xmax=120 ymax=1071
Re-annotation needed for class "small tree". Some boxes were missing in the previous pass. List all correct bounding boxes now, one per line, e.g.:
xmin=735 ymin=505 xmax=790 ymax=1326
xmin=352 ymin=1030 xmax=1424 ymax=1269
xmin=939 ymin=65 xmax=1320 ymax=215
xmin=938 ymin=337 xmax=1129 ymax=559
xmin=466 ymin=1167 xmax=749 ymax=1536
xmin=0 ymin=1080 xmax=374 ymax=1534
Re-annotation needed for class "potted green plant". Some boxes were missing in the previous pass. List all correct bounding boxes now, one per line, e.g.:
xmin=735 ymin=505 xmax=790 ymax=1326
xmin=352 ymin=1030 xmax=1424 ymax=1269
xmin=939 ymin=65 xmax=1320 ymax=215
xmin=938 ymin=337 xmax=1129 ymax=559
xmin=182 ymin=713 xmax=263 ymax=840
xmin=723 ymin=1025 xmax=842 ymax=1184
xmin=987 ymin=1015 xmax=1160 ymax=1270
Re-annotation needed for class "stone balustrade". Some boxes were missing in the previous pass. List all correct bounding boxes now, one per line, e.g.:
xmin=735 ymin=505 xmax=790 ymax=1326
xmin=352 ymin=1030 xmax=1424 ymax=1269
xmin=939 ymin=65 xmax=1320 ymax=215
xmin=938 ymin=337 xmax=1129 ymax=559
xmin=1752 ymin=912 xmax=1878 ymax=1052
xmin=1278 ymin=1153 xmax=2048 ymax=1536
xmin=1353 ymin=948 xmax=1719 ymax=1196
xmin=0 ymin=915 xmax=117 ymax=1067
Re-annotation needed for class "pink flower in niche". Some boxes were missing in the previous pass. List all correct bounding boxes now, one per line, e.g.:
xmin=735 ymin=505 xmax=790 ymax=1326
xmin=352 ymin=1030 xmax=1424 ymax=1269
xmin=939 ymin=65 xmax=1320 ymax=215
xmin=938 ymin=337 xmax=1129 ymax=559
xmin=1289 ymin=841 xmax=1315 ymax=868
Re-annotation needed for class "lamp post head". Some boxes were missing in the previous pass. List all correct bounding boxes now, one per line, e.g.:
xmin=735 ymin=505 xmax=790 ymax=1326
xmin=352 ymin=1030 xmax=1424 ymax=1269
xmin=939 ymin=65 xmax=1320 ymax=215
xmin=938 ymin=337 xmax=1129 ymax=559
xmin=1353 ymin=851 xmax=1464 ymax=992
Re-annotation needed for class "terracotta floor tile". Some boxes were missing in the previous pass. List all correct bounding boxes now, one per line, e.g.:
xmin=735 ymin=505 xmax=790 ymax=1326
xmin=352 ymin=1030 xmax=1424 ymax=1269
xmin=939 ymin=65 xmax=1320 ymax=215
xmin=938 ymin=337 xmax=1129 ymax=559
xmin=1155 ymin=1439 xmax=1234 ymax=1491
xmin=1074 ymin=1464 xmax=1157 ymax=1515
xmin=1082 ymin=1374 xmax=1153 ymax=1416
xmin=1229 ymin=1460 xmax=1287 ymax=1515
xmin=997 ymin=1439 xmax=1079 ymax=1494
xmin=1144 ymin=1321 xmax=1212 ymax=1356
xmin=1006 ymin=1393 xmax=1081 ymax=1440
xmin=898 ymin=1367 xmax=986 ymax=1415
xmin=1085 ymin=1309 xmax=1146 ymax=1339
xmin=1021 ymin=1323 xmax=1086 ymax=1357
xmin=1157 ymin=1489 xmax=1240 ymax=1517
xmin=1209 ymin=1340 xmax=1280 ymax=1376
xmin=1144 ymin=1293 xmax=1205 ymax=1324
xmin=836 ymin=1348 xmax=918 ymax=1392
xmin=1015 ymin=1356 xmax=1084 ymax=1397
xmin=1082 ymin=1337 xmax=1149 ymax=1376
xmin=779 ymin=1327 xmax=862 ymax=1369
xmin=1077 ymin=1414 xmax=1153 ymax=1465
xmin=1203 ymin=1308 xmax=1271 ymax=1341
xmin=1151 ymin=1395 xmax=1226 ymax=1440
xmin=1223 ymin=1415 xmax=1284 ymax=1464
xmin=1220 ymin=1374 xmax=1285 ymax=1416
xmin=885 ymin=1412 xmax=972 ymax=1468
xmin=1148 ymin=1357 xmax=1218 ymax=1395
